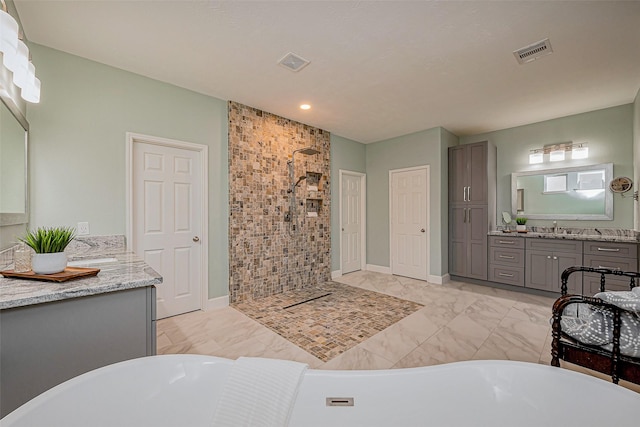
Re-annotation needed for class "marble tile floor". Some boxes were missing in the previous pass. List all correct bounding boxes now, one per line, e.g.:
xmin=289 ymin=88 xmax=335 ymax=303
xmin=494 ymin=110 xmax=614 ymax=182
xmin=157 ymin=270 xmax=640 ymax=393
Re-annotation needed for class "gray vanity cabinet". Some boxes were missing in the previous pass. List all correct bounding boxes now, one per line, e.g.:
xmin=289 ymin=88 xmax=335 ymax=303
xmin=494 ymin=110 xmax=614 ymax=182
xmin=0 ymin=287 xmax=156 ymax=417
xmin=525 ymin=239 xmax=583 ymax=293
xmin=448 ymin=141 xmax=496 ymax=280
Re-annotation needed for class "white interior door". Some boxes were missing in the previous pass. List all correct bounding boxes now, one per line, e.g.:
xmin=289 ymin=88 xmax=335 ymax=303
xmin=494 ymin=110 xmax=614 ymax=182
xmin=341 ymin=171 xmax=365 ymax=274
xmin=132 ymin=140 xmax=202 ymax=319
xmin=390 ymin=167 xmax=428 ymax=280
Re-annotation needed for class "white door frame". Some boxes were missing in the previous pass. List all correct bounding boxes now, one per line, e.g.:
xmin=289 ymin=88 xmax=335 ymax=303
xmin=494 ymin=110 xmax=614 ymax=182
xmin=389 ymin=165 xmax=430 ymax=280
xmin=125 ymin=132 xmax=209 ymax=311
xmin=339 ymin=170 xmax=367 ymax=275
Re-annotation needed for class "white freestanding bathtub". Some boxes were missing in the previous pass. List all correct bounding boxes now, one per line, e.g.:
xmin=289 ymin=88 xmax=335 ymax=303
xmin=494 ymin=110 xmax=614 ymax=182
xmin=2 ymin=355 xmax=639 ymax=426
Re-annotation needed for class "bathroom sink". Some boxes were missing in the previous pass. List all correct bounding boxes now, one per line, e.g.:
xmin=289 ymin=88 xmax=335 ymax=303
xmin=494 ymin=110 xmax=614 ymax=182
xmin=67 ymin=257 xmax=118 ymax=267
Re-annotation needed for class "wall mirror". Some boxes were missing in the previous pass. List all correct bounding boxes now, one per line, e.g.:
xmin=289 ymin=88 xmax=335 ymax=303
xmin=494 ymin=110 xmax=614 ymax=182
xmin=511 ymin=163 xmax=613 ymax=220
xmin=0 ymin=96 xmax=29 ymax=226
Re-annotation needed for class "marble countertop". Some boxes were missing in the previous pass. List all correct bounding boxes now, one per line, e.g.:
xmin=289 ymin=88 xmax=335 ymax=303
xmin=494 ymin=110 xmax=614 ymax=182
xmin=0 ymin=247 xmax=162 ymax=310
xmin=488 ymin=230 xmax=639 ymax=243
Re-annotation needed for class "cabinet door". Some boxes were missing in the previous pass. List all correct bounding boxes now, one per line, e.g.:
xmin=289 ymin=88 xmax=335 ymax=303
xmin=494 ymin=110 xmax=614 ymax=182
xmin=467 ymin=142 xmax=488 ymax=204
xmin=555 ymin=252 xmax=583 ymax=294
xmin=526 ymin=250 xmax=553 ymax=291
xmin=467 ymin=206 xmax=488 ymax=280
xmin=448 ymin=146 xmax=467 ymax=204
xmin=449 ymin=206 xmax=467 ymax=276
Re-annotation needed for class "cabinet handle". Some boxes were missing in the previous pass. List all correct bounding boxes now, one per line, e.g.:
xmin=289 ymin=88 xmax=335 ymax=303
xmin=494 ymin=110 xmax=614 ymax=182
xmin=547 ymin=256 xmax=551 ymax=259
xmin=498 ymin=273 xmax=514 ymax=278
xmin=468 ymin=208 xmax=471 ymax=223
xmin=597 ymin=247 xmax=620 ymax=252
xmin=598 ymin=265 xmax=620 ymax=270
xmin=467 ymin=186 xmax=471 ymax=201
xmin=553 ymin=256 xmax=558 ymax=260
xmin=499 ymin=255 xmax=515 ymax=259
xmin=498 ymin=240 xmax=515 ymax=244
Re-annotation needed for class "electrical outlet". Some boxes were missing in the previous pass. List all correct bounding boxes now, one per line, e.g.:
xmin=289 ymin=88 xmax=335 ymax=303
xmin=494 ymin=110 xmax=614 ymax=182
xmin=77 ymin=222 xmax=90 ymax=235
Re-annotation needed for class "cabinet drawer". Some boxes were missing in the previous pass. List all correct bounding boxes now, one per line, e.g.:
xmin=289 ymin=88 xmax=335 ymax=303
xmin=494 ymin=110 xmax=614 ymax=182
xmin=489 ymin=247 xmax=524 ymax=266
xmin=489 ymin=265 xmax=525 ymax=287
xmin=583 ymin=241 xmax=638 ymax=258
xmin=583 ymin=275 xmax=636 ymax=295
xmin=489 ymin=235 xmax=525 ymax=249
xmin=583 ymin=254 xmax=637 ymax=272
xmin=526 ymin=238 xmax=582 ymax=254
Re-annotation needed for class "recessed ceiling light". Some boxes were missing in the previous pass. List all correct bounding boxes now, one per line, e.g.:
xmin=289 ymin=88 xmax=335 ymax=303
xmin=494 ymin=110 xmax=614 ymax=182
xmin=300 ymin=104 xmax=311 ymax=110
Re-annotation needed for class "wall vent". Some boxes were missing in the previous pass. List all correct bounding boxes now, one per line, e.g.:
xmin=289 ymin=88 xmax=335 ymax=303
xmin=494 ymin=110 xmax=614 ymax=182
xmin=513 ymin=38 xmax=553 ymax=64
xmin=278 ymin=52 xmax=310 ymax=72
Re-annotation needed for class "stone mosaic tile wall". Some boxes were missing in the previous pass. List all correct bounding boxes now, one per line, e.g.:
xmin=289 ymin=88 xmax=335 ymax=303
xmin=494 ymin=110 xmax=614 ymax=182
xmin=228 ymin=101 xmax=331 ymax=303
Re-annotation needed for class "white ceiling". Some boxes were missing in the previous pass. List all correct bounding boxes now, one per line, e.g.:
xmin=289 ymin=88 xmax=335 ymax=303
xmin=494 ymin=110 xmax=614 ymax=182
xmin=14 ymin=1 xmax=640 ymax=143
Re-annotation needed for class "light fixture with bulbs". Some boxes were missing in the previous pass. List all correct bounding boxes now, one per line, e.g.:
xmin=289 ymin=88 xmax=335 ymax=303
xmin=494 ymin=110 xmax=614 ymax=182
xmin=300 ymin=104 xmax=311 ymax=110
xmin=0 ymin=0 xmax=40 ymax=103
xmin=528 ymin=142 xmax=589 ymax=164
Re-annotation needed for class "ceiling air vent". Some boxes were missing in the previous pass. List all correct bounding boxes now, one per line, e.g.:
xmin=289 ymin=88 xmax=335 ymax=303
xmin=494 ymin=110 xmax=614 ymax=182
xmin=278 ymin=52 xmax=310 ymax=72
xmin=513 ymin=38 xmax=553 ymax=64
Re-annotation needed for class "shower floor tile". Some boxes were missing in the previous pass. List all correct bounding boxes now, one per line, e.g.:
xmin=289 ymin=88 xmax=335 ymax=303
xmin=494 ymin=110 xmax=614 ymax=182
xmin=232 ymin=282 xmax=423 ymax=362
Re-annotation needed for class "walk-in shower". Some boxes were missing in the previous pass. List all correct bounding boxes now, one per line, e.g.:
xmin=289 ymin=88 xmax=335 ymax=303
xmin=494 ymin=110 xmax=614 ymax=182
xmin=285 ymin=147 xmax=320 ymax=227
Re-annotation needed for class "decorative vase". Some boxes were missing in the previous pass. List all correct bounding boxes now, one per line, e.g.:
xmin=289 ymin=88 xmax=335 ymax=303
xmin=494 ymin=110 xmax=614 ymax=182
xmin=32 ymin=252 xmax=67 ymax=274
xmin=516 ymin=224 xmax=527 ymax=232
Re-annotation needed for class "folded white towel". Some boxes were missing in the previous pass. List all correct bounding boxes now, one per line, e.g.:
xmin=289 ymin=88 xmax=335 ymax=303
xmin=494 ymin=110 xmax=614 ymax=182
xmin=211 ymin=357 xmax=308 ymax=427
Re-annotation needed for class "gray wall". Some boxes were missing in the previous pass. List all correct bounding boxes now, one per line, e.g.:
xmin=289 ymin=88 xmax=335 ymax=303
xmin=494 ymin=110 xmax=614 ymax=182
xmin=329 ymin=134 xmax=366 ymax=272
xmin=26 ymin=44 xmax=230 ymax=299
xmin=460 ymin=104 xmax=635 ymax=230
xmin=365 ymin=127 xmax=454 ymax=277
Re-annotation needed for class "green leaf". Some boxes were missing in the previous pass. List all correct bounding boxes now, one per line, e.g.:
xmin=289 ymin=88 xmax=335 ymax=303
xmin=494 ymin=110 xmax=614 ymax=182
xmin=19 ymin=226 xmax=76 ymax=253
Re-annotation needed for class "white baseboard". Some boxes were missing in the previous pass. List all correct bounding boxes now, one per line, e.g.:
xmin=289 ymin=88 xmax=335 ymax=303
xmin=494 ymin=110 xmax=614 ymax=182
xmin=366 ymin=264 xmax=391 ymax=274
xmin=205 ymin=294 xmax=229 ymax=311
xmin=428 ymin=273 xmax=450 ymax=285
xmin=331 ymin=270 xmax=342 ymax=279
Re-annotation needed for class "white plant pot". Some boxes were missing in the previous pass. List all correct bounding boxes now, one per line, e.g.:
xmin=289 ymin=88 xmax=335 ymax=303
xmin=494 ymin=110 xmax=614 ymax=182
xmin=32 ymin=252 xmax=67 ymax=275
xmin=516 ymin=224 xmax=527 ymax=232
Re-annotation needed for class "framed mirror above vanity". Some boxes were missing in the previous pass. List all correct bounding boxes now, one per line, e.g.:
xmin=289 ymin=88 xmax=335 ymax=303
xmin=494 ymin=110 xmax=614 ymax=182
xmin=0 ymin=95 xmax=29 ymax=226
xmin=511 ymin=163 xmax=613 ymax=220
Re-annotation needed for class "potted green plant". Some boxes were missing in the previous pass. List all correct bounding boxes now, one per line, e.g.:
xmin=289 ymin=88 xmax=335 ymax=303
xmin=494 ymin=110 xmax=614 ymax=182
xmin=20 ymin=226 xmax=76 ymax=274
xmin=515 ymin=217 xmax=527 ymax=232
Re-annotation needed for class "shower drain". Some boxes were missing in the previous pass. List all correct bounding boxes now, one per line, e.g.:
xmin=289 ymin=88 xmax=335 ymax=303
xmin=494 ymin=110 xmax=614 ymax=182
xmin=283 ymin=293 xmax=332 ymax=309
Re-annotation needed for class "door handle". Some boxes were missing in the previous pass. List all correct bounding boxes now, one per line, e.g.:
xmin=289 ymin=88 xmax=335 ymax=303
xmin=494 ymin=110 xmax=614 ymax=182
xmin=193 ymin=236 xmax=200 ymax=242
xmin=420 ymin=229 xmax=425 ymax=233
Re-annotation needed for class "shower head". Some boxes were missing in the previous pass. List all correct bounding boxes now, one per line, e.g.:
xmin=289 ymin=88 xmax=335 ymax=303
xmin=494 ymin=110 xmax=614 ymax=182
xmin=293 ymin=147 xmax=320 ymax=156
